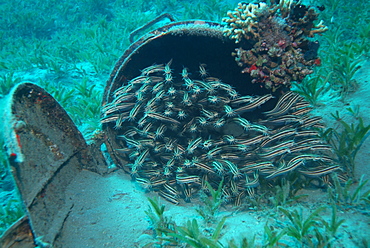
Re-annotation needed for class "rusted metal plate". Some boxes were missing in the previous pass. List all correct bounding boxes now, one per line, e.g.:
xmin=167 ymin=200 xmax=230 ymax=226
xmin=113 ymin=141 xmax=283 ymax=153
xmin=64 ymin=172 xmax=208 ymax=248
xmin=0 ymin=216 xmax=34 ymax=248
xmin=0 ymin=82 xmax=107 ymax=245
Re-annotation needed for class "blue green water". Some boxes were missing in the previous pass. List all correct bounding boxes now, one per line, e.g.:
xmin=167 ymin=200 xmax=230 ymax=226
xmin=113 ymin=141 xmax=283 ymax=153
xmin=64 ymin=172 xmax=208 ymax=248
xmin=0 ymin=0 xmax=369 ymax=247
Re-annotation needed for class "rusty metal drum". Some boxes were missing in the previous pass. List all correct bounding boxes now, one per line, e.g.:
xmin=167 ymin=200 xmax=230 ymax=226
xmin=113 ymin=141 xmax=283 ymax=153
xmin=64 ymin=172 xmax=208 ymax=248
xmin=101 ymin=20 xmax=276 ymax=171
xmin=100 ymin=16 xmax=338 ymax=206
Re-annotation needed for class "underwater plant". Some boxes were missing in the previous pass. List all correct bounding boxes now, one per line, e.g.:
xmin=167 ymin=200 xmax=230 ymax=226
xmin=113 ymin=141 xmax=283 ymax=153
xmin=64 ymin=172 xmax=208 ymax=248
xmin=45 ymin=84 xmax=76 ymax=107
xmin=227 ymin=236 xmax=256 ymax=248
xmin=277 ymin=205 xmax=345 ymax=248
xmin=196 ymin=180 xmax=224 ymax=224
xmin=315 ymin=0 xmax=369 ymax=100
xmin=27 ymin=40 xmax=69 ymax=75
xmin=321 ymin=108 xmax=370 ymax=176
xmin=0 ymin=72 xmax=23 ymax=97
xmin=268 ymin=179 xmax=308 ymax=208
xmin=144 ymin=197 xmax=176 ymax=246
xmin=278 ymin=206 xmax=326 ymax=247
xmin=144 ymin=197 xmax=226 ymax=247
xmin=73 ymin=76 xmax=100 ymax=99
xmin=318 ymin=20 xmax=366 ymax=99
xmin=331 ymin=53 xmax=362 ymax=98
xmin=0 ymin=198 xmax=24 ymax=236
xmin=79 ymin=0 xmax=114 ymax=20
xmin=0 ymin=142 xmax=24 ymax=237
xmin=292 ymin=70 xmax=332 ymax=106
xmin=358 ymin=22 xmax=370 ymax=53
xmin=182 ymin=0 xmax=231 ymax=21
xmin=323 ymin=0 xmax=342 ymax=14
xmin=328 ymin=174 xmax=370 ymax=206
xmin=163 ymin=218 xmax=226 ymax=248
xmin=320 ymin=206 xmax=345 ymax=238
xmin=262 ymin=224 xmax=287 ymax=248
xmin=0 ymin=140 xmax=24 ymax=237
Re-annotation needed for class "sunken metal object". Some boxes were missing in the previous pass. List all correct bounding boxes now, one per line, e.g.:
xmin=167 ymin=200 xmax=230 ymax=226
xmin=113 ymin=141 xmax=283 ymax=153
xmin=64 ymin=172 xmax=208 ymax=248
xmin=101 ymin=21 xmax=339 ymax=205
xmin=0 ymin=82 xmax=108 ymax=245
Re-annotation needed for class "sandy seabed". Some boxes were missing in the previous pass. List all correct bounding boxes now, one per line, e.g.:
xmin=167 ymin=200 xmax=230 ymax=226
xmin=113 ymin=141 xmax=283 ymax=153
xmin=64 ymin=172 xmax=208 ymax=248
xmin=2 ymin=59 xmax=369 ymax=247
xmin=53 ymin=60 xmax=370 ymax=247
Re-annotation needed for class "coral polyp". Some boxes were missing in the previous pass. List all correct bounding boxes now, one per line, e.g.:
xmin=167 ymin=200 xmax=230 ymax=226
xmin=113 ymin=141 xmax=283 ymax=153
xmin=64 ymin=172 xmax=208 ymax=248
xmin=223 ymin=2 xmax=269 ymax=42
xmin=223 ymin=1 xmax=328 ymax=91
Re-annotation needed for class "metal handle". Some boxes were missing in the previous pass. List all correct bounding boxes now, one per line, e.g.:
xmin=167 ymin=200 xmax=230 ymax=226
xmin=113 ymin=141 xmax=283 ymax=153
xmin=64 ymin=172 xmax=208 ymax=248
xmin=129 ymin=13 xmax=176 ymax=43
